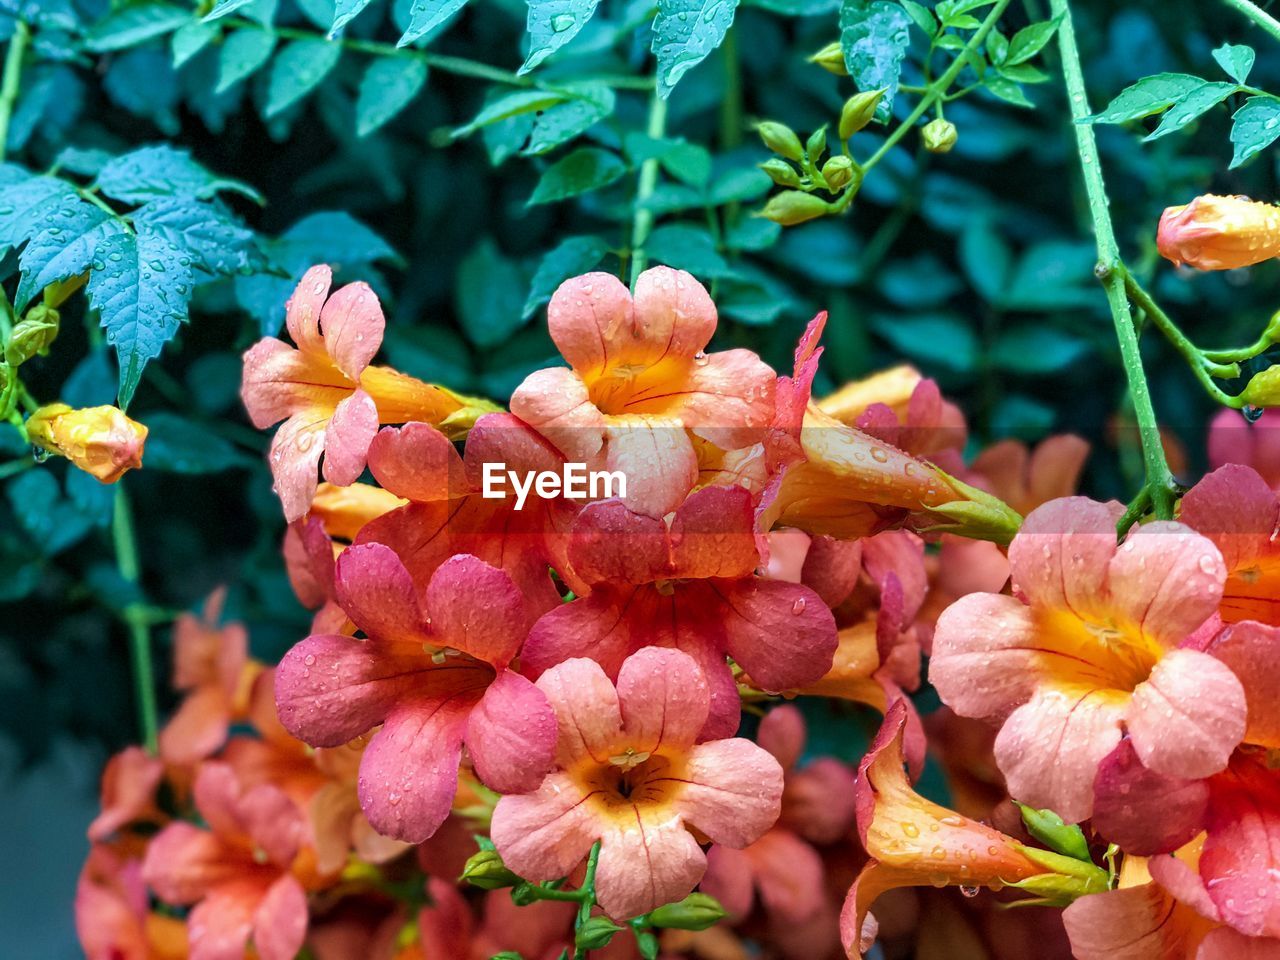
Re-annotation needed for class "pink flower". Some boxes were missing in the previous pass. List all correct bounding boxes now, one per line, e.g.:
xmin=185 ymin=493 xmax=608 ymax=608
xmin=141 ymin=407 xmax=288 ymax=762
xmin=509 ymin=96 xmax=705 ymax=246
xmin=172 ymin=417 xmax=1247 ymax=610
xmin=87 ymin=746 xmax=164 ymax=842
xmin=273 ymin=542 xmax=556 ymax=842
xmin=508 ymin=267 xmax=776 ymax=518
xmin=930 ymin=497 xmax=1246 ymax=823
xmin=520 ymin=484 xmax=838 ymax=739
xmin=1208 ymin=408 xmax=1280 ymax=491
xmin=490 ymin=647 xmax=784 ymax=921
xmin=76 ymin=844 xmax=188 ymax=960
xmin=971 ymin=434 xmax=1091 ymax=518
xmin=142 ymin=762 xmax=309 ymax=960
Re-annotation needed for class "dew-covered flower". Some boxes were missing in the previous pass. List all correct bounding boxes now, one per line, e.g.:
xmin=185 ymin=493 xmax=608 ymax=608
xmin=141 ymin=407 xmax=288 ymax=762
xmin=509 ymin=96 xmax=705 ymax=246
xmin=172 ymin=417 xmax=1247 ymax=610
xmin=1207 ymin=408 xmax=1280 ymax=491
xmin=1157 ymin=194 xmax=1280 ymax=270
xmin=491 ymin=647 xmax=784 ymax=921
xmin=26 ymin=402 xmax=147 ymax=483
xmin=76 ymin=844 xmax=187 ymax=960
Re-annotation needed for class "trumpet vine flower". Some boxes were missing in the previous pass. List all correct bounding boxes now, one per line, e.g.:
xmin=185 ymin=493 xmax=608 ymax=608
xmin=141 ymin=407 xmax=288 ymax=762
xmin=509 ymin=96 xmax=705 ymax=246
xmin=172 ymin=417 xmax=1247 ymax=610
xmin=1157 ymin=194 xmax=1280 ymax=271
xmin=26 ymin=402 xmax=147 ymax=483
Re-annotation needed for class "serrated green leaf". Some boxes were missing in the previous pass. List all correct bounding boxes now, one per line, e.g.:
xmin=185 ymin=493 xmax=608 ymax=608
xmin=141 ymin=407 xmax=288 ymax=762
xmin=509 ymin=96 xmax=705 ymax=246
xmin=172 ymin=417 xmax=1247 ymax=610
xmin=172 ymin=20 xmax=219 ymax=67
xmin=132 ymin=197 xmax=256 ymax=274
xmin=330 ymin=0 xmax=376 ymax=35
xmin=15 ymin=200 xmax=123 ymax=312
xmin=985 ymin=76 xmax=1033 ymax=108
xmin=398 ymin=0 xmax=469 ymax=47
xmin=455 ymin=239 xmax=527 ymax=348
xmin=217 ymin=29 xmax=277 ymax=93
xmin=840 ymin=0 xmax=912 ymax=120
xmin=88 ymin=230 xmax=195 ymax=408
xmin=356 ymin=57 xmax=428 ymax=136
xmin=522 ymin=84 xmax=614 ymax=155
xmin=204 ymin=0 xmax=258 ymax=21
xmin=652 ymin=0 xmax=741 ymax=99
xmin=265 ymin=39 xmax=342 ymax=117
xmin=645 ymin=223 xmax=732 ymax=278
xmin=1005 ymin=17 xmax=1060 ymax=65
xmin=520 ymin=0 xmax=602 ymax=75
xmin=1213 ymin=43 xmax=1255 ymax=84
xmin=96 ymin=145 xmax=260 ymax=203
xmin=454 ymin=89 xmax=568 ymax=137
xmin=522 ymin=235 xmax=609 ymax=319
xmin=901 ymin=0 xmax=934 ymax=35
xmin=87 ymin=4 xmax=191 ymax=52
xmin=1230 ymin=96 xmax=1280 ymax=168
xmin=141 ymin=412 xmax=254 ymax=472
xmin=0 ymin=169 xmax=78 ymax=256
xmin=1082 ymin=73 xmax=1204 ymax=125
xmin=1143 ymin=82 xmax=1237 ymax=141
xmin=528 ymin=148 xmax=627 ymax=205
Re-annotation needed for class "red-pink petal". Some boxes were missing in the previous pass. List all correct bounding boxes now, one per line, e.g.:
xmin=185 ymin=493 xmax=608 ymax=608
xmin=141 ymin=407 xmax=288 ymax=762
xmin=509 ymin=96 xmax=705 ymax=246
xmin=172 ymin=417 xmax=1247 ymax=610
xmin=1207 ymin=619 xmax=1280 ymax=748
xmin=491 ymin=771 xmax=600 ymax=881
xmin=1198 ymin=928 xmax=1280 ymax=959
xmin=615 ymin=646 xmax=709 ymax=753
xmin=424 ymin=554 xmax=529 ymax=668
xmin=159 ymin=687 xmax=231 ymax=767
xmin=594 ymin=810 xmax=706 ymax=921
xmin=142 ymin=822 xmax=232 ymax=905
xmin=1091 ymin=737 xmax=1209 ymax=855
xmin=332 ymin=542 xmax=428 ymax=646
xmin=522 ymin=590 xmax=639 ymax=681
xmin=757 ymin=704 xmax=805 ymax=771
xmin=87 ymin=747 xmax=163 ymax=841
xmin=252 ymin=874 xmax=308 ymax=960
xmin=800 ymin=535 xmax=864 ymax=608
xmin=675 ymin=738 xmax=783 ymax=848
xmin=784 ymin=758 xmax=858 ymax=845
xmin=1201 ymin=754 xmax=1280 ymax=938
xmin=187 ymin=884 xmax=257 ymax=960
xmin=715 ymin=578 xmax=836 ymax=692
xmin=366 ymin=422 xmax=467 ymax=501
xmin=669 ymin=484 xmax=759 ymax=580
xmin=319 ymin=281 xmax=383 ymax=380
xmin=700 ymin=844 xmax=756 ymax=919
xmin=747 ymin=828 xmax=825 ymax=924
xmin=322 ymin=389 xmax=377 ymax=486
xmin=465 ymin=669 xmax=557 ymax=795
xmin=566 ymin=499 xmax=670 ymax=587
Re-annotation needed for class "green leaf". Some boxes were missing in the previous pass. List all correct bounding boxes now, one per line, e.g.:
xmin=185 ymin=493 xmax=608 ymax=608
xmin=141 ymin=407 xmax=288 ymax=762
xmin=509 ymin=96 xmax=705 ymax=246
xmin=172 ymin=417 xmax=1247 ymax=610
xmin=96 ymin=145 xmax=261 ymax=203
xmin=528 ymin=148 xmax=627 ymax=205
xmin=217 ymin=29 xmax=277 ymax=93
xmin=275 ymin=211 xmax=396 ymax=270
xmin=1005 ymin=17 xmax=1060 ymax=65
xmin=991 ymin=326 xmax=1090 ymax=373
xmin=645 ymin=224 xmax=732 ymax=278
xmin=89 ymin=229 xmax=196 ymax=407
xmin=1230 ymin=96 xmax=1280 ymax=168
xmin=1143 ymin=82 xmax=1237 ymax=141
xmin=1017 ymin=803 xmax=1092 ymax=862
xmin=398 ymin=0 xmax=469 ymax=47
xmin=455 ymin=239 xmax=527 ymax=348
xmin=87 ymin=4 xmax=191 ymax=52
xmin=985 ymin=76 xmax=1033 ymax=108
xmin=132 ymin=197 xmax=257 ymax=274
xmin=901 ymin=0 xmax=935 ymax=35
xmin=1213 ymin=42 xmax=1255 ymax=84
xmin=330 ymin=0 xmax=376 ymax=35
xmin=8 ymin=471 xmax=94 ymax=556
xmin=651 ymin=0 xmax=741 ymax=98
xmin=1082 ymin=73 xmax=1204 ymax=125
xmin=204 ymin=0 xmax=258 ymax=20
xmin=523 ymin=84 xmax=615 ymax=155
xmin=522 ymin=235 xmax=610 ymax=319
xmin=960 ymin=218 xmax=1011 ymax=302
xmin=172 ymin=20 xmax=219 ymax=67
xmin=742 ymin=0 xmax=838 ymax=12
xmin=871 ymin=313 xmax=978 ymax=372
xmin=0 ymin=168 xmax=77 ymax=257
xmin=998 ymin=62 xmax=1048 ymax=84
xmin=986 ymin=26 xmax=1008 ymax=64
xmin=265 ymin=39 xmax=343 ymax=117
xmin=520 ymin=0 xmax=602 ymax=75
xmin=840 ymin=0 xmax=912 ymax=120
xmin=356 ymin=57 xmax=428 ymax=136
xmin=140 ymin=413 xmax=255 ymax=472
xmin=15 ymin=200 xmax=123 ymax=312
xmin=455 ymin=89 xmax=569 ymax=137
xmin=709 ymin=165 xmax=770 ymax=204
xmin=1002 ymin=241 xmax=1097 ymax=310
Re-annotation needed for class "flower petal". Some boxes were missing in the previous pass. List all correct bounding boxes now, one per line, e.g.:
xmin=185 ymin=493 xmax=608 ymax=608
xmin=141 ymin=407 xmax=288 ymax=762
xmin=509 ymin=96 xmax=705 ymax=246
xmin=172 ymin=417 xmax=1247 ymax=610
xmin=1108 ymin=523 xmax=1225 ymax=646
xmin=1206 ymin=619 xmax=1280 ymax=748
xmin=286 ymin=264 xmax=331 ymax=353
xmin=929 ymin=592 xmax=1043 ymax=721
xmin=1201 ymin=753 xmax=1280 ymax=938
xmin=522 ymin=590 xmax=640 ymax=681
xmin=1062 ymin=884 xmax=1205 ymax=960
xmin=491 ymin=771 xmax=600 ymax=881
xmin=87 ymin=747 xmax=163 ymax=842
xmin=319 ymin=281 xmax=383 ymax=380
xmin=757 ymin=704 xmax=805 ymax=771
xmin=1091 ymin=737 xmax=1210 ymax=855
xmin=1007 ymin=497 xmax=1121 ymax=613
xmin=252 ymin=874 xmax=308 ymax=960
xmin=332 ymin=542 xmax=429 ymax=646
xmin=425 ymin=554 xmax=530 ymax=668
xmin=142 ymin=822 xmax=235 ymax=905
xmin=674 ymin=738 xmax=783 ymax=848
xmin=158 ymin=687 xmax=230 ymax=767
xmin=269 ymin=412 xmax=328 ymax=523
xmin=566 ymin=499 xmax=670 ymax=587
xmin=187 ymin=883 xmax=258 ymax=960
xmin=546 ymin=270 xmax=635 ymax=373
xmin=605 ymin=416 xmax=698 ymax=518
xmin=366 ymin=422 xmax=468 ymax=502
xmin=536 ymin=656 xmax=624 ymax=765
xmin=664 ymin=348 xmax=776 ymax=450
xmin=700 ymin=844 xmax=756 ymax=919
xmin=593 ymin=809 xmax=707 ymax=920
xmin=615 ymin=646 xmax=709 ymax=754
xmin=631 ymin=266 xmax=717 ymax=364
xmin=747 ymin=829 xmax=825 ymax=924
xmin=321 ymin=389 xmax=377 ymax=487
xmin=714 ymin=578 xmax=837 ymax=693
xmin=668 ymin=484 xmax=759 ymax=580
xmin=508 ymin=366 xmax=605 ymax=464
xmin=465 ymin=669 xmax=557 ymax=795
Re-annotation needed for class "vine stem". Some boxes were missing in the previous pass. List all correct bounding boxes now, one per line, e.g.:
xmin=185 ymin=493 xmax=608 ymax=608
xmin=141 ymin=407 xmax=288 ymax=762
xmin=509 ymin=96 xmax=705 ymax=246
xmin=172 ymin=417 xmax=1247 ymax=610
xmin=572 ymin=841 xmax=603 ymax=960
xmin=0 ymin=19 xmax=30 ymax=164
xmin=114 ymin=485 xmax=159 ymax=754
xmin=1220 ymin=0 xmax=1280 ymax=44
xmin=628 ymin=92 xmax=670 ymax=288
xmin=1050 ymin=0 xmax=1177 ymax=519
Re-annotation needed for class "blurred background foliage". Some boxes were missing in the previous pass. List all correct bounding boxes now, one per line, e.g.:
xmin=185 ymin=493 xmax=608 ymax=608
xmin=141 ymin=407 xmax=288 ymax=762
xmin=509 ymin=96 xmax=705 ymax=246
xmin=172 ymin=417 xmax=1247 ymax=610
xmin=1 ymin=0 xmax=1278 ymax=950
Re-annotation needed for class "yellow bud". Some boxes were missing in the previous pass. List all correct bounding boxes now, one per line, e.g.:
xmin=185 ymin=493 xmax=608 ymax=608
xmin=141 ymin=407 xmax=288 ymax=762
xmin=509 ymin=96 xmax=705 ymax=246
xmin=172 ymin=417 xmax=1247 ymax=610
xmin=758 ymin=190 xmax=831 ymax=226
xmin=922 ymin=118 xmax=958 ymax=153
xmin=757 ymin=121 xmax=805 ymax=161
xmin=459 ymin=849 xmax=521 ymax=890
xmin=760 ymin=159 xmax=801 ymax=188
xmin=1242 ymin=366 xmax=1280 ymax=407
xmin=839 ymin=89 xmax=885 ymax=140
xmin=25 ymin=403 xmax=147 ymax=484
xmin=5 ymin=305 xmax=60 ymax=366
xmin=809 ymin=41 xmax=848 ymax=75
xmin=821 ymin=155 xmax=857 ymax=191
xmin=1158 ymin=194 xmax=1280 ymax=271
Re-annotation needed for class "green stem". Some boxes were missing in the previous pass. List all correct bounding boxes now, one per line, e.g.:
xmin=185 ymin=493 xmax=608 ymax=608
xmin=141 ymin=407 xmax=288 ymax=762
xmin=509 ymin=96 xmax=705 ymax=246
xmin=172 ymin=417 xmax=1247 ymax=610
xmin=1220 ymin=0 xmax=1280 ymax=44
xmin=1203 ymin=332 xmax=1273 ymax=363
xmin=114 ymin=485 xmax=159 ymax=754
xmin=572 ymin=841 xmax=604 ymax=959
xmin=1050 ymin=0 xmax=1177 ymax=519
xmin=0 ymin=20 xmax=30 ymax=163
xmin=861 ymin=0 xmax=1013 ymax=175
xmin=628 ymin=93 xmax=670 ymax=288
xmin=720 ymin=27 xmax=742 ymax=149
xmin=0 ymin=455 xmax=32 ymax=479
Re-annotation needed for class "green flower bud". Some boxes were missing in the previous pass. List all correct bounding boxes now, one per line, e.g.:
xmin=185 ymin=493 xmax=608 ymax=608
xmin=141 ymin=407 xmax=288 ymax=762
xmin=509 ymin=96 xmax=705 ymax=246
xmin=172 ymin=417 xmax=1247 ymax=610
xmin=575 ymin=916 xmax=625 ymax=950
xmin=647 ymin=893 xmax=727 ymax=931
xmin=1016 ymin=803 xmax=1091 ymax=862
xmin=1007 ymin=845 xmax=1110 ymax=905
xmin=510 ymin=881 xmax=540 ymax=905
xmin=839 ymin=89 xmax=885 ymax=139
xmin=490 ymin=953 xmax=524 ymax=960
xmin=460 ymin=849 xmax=521 ymax=890
xmin=920 ymin=470 xmax=1023 ymax=545
xmin=1242 ymin=366 xmax=1280 ymax=407
xmin=757 ymin=121 xmax=805 ymax=161
xmin=5 ymin=305 xmax=60 ymax=367
xmin=820 ymin=155 xmax=857 ymax=191
xmin=806 ymin=125 xmax=827 ymax=161
xmin=922 ymin=117 xmax=958 ymax=154
xmin=635 ymin=930 xmax=660 ymax=960
xmin=760 ymin=159 xmax=802 ymax=188
xmin=758 ymin=190 xmax=831 ymax=226
xmin=809 ymin=41 xmax=848 ymax=76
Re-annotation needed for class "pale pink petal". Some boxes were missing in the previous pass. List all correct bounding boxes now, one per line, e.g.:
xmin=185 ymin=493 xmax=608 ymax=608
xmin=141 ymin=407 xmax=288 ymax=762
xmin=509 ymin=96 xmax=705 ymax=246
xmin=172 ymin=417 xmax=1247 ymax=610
xmin=87 ymin=747 xmax=163 ymax=841
xmin=465 ymin=669 xmax=557 ymax=795
xmin=784 ymin=758 xmax=858 ymax=845
xmin=615 ymin=646 xmax=709 ymax=753
xmin=366 ymin=422 xmax=467 ymax=502
xmin=1108 ymin=522 xmax=1225 ymax=646
xmin=142 ymin=822 xmax=234 ymax=904
xmin=509 ymin=366 xmax=605 ymax=464
xmin=674 ymin=738 xmax=783 ymax=848
xmin=1198 ymin=928 xmax=1280 ymax=959
xmin=668 ymin=484 xmax=759 ymax=580
xmin=309 ymin=783 xmax=360 ymax=877
xmin=605 ymin=417 xmax=698 ymax=518
xmin=286 ymin=265 xmax=331 ymax=352
xmin=993 ymin=686 xmax=1126 ymax=823
xmin=1007 ymin=497 xmax=1122 ymax=612
xmin=239 ymin=782 xmax=304 ymax=867
xmin=191 ymin=762 xmax=246 ymax=842
xmin=187 ymin=884 xmax=257 ymax=960
xmin=665 ymin=348 xmax=776 ymax=450
xmin=536 ymin=657 xmax=624 ymax=765
xmin=270 ymin=412 xmax=328 ymax=523
xmin=424 ymin=554 xmax=529 ymax=668
xmin=332 ymin=542 xmax=428 ymax=645
xmin=631 ymin=266 xmax=717 ymax=362
xmin=757 ymin=704 xmax=805 ymax=771
xmin=491 ymin=771 xmax=600 ymax=880
xmin=253 ymin=874 xmax=308 ymax=960
xmin=322 ymin=389 xmax=377 ymax=486
xmin=1150 ymin=851 xmax=1221 ymax=921
xmin=700 ymin=844 xmax=756 ymax=919
xmin=1091 ymin=737 xmax=1209 ymax=855
xmin=319 ymin=281 xmax=383 ymax=380
xmin=358 ymin=697 xmax=472 ymax=843
xmin=1207 ymin=619 xmax=1280 ymax=748
xmin=75 ymin=848 xmax=149 ymax=960
xmin=929 ymin=592 xmax=1041 ymax=721
xmin=593 ymin=810 xmax=706 ymax=920
xmin=522 ymin=590 xmax=640 ymax=681
xmin=546 ymin=270 xmax=634 ymax=372
xmin=1062 ymin=884 xmax=1201 ymax=960
xmin=1127 ymin=648 xmax=1245 ymax=778
xmin=158 ymin=687 xmax=231 ymax=766
xmin=241 ymin=339 xmax=307 ymax=429
xmin=748 ymin=829 xmax=825 ymax=924
xmin=1026 ymin=434 xmax=1091 ymax=508
xmin=566 ymin=499 xmax=670 ymax=586
xmin=714 ymin=578 xmax=837 ymax=692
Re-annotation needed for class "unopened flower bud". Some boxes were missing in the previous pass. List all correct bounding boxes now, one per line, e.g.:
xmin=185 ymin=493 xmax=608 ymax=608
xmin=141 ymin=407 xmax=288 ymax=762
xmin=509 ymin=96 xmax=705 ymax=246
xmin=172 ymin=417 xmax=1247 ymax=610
xmin=26 ymin=403 xmax=147 ymax=484
xmin=5 ymin=305 xmax=60 ymax=366
xmin=575 ymin=916 xmax=625 ymax=949
xmin=839 ymin=89 xmax=885 ymax=139
xmin=1242 ymin=366 xmax=1280 ymax=408
xmin=759 ymin=190 xmax=831 ymax=226
xmin=460 ymin=849 xmax=521 ymax=890
xmin=757 ymin=121 xmax=804 ymax=161
xmin=922 ymin=118 xmax=958 ymax=154
xmin=809 ymin=41 xmax=847 ymax=75
xmin=760 ymin=159 xmax=801 ymax=188
xmin=806 ymin=125 xmax=827 ymax=161
xmin=1157 ymin=194 xmax=1280 ymax=271
xmin=647 ymin=893 xmax=727 ymax=931
xmin=821 ymin=155 xmax=857 ymax=191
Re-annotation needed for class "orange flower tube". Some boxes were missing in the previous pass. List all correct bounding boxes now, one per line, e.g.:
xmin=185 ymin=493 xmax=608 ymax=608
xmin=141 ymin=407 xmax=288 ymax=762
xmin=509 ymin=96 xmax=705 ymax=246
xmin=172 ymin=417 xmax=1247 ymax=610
xmin=1157 ymin=194 xmax=1280 ymax=270
xmin=26 ymin=403 xmax=147 ymax=483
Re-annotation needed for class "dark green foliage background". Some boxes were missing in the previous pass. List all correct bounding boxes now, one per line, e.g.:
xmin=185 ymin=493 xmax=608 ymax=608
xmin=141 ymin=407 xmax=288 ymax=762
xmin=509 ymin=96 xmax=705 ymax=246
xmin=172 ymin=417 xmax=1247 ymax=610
xmin=0 ymin=0 xmax=1277 ymax=950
